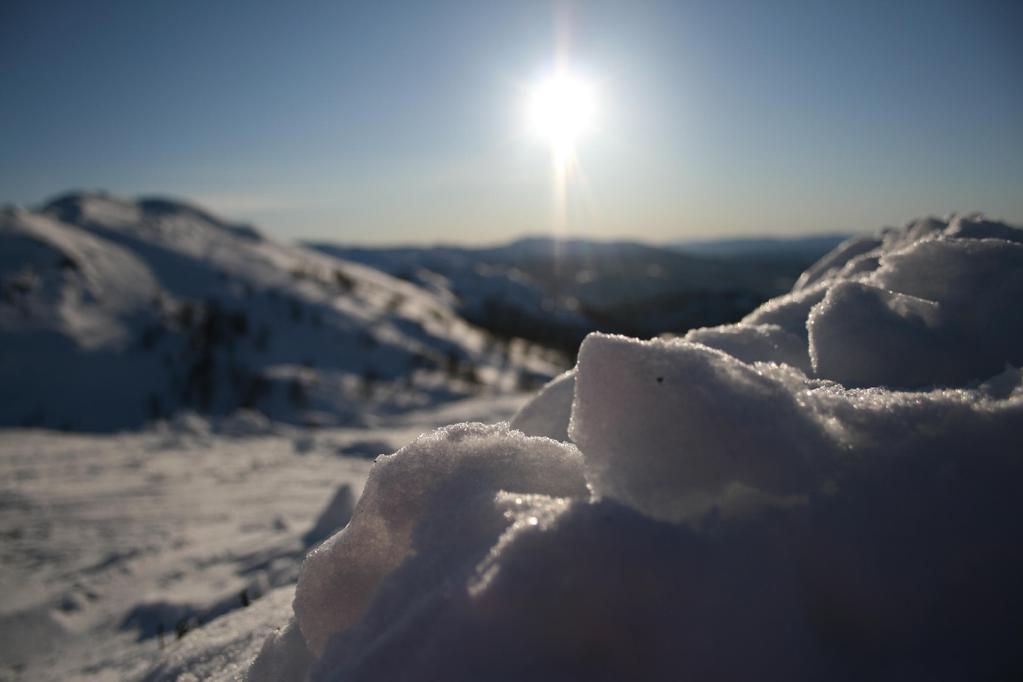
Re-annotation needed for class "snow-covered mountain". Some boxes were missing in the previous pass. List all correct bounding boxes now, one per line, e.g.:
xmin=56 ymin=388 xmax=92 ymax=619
xmin=308 ymin=235 xmax=814 ymax=348
xmin=0 ymin=194 xmax=564 ymax=430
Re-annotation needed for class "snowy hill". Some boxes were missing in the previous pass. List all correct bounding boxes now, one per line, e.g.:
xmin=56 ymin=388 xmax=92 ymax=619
xmin=0 ymin=194 xmax=564 ymax=430
xmin=308 ymin=235 xmax=812 ymax=348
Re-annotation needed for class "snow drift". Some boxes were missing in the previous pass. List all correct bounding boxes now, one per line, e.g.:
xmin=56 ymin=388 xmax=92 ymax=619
xmin=160 ymin=214 xmax=1023 ymax=680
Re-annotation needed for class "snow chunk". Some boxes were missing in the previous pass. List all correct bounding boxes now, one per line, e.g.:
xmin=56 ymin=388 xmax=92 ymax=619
xmin=809 ymin=237 xmax=1023 ymax=387
xmin=570 ymin=333 xmax=824 ymax=523
xmin=868 ymin=233 xmax=1023 ymax=311
xmin=794 ymin=234 xmax=882 ymax=290
xmin=744 ymin=215 xmax=1023 ymax=387
xmin=509 ymin=369 xmax=576 ymax=441
xmin=684 ymin=322 xmax=810 ymax=372
xmin=740 ymin=281 xmax=828 ymax=339
xmin=288 ymin=423 xmax=587 ymax=656
xmin=945 ymin=213 xmax=1023 ymax=243
xmin=808 ymin=281 xmax=947 ymax=388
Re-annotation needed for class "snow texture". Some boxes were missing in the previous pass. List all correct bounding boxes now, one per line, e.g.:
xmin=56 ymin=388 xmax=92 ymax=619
xmin=139 ymin=586 xmax=297 ymax=682
xmin=683 ymin=322 xmax=811 ymax=372
xmin=231 ymin=213 xmax=1023 ymax=680
xmin=289 ymin=423 xmax=587 ymax=658
xmin=0 ymin=393 xmax=531 ymax=680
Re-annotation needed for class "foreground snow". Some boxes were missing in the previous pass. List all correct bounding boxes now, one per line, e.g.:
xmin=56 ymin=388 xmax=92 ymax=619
xmin=0 ymin=394 xmax=529 ymax=680
xmin=235 ymin=214 xmax=1022 ymax=680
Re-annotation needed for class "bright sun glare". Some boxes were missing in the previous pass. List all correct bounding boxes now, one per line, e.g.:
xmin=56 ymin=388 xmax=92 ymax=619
xmin=528 ymin=69 xmax=597 ymax=155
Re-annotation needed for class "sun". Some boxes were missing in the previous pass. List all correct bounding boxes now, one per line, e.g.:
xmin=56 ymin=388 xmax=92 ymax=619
xmin=528 ymin=69 xmax=597 ymax=155
xmin=525 ymin=65 xmax=600 ymax=233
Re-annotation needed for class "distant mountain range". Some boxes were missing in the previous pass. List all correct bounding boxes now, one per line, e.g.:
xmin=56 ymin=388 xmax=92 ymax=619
xmin=0 ymin=193 xmax=562 ymax=430
xmin=308 ymin=233 xmax=845 ymax=349
xmin=671 ymin=234 xmax=851 ymax=257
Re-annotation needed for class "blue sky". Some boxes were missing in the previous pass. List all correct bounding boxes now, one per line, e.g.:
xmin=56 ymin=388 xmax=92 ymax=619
xmin=2 ymin=0 xmax=1021 ymax=244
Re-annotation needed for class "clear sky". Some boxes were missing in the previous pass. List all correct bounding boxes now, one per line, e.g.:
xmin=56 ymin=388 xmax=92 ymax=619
xmin=2 ymin=0 xmax=1021 ymax=244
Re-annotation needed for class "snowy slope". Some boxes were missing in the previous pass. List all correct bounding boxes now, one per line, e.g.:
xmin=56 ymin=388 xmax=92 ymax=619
xmin=0 ymin=207 xmax=160 ymax=348
xmin=306 ymin=241 xmax=595 ymax=350
xmin=215 ymin=213 xmax=1023 ymax=681
xmin=0 ymin=194 xmax=564 ymax=430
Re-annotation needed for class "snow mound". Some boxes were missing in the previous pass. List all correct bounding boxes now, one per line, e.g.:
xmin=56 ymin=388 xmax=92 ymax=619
xmin=808 ymin=280 xmax=947 ymax=388
xmin=190 ymin=214 xmax=1023 ymax=679
xmin=288 ymin=423 xmax=587 ymax=659
xmin=720 ymin=214 xmax=1023 ymax=388
xmin=808 ymin=232 xmax=1023 ymax=388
